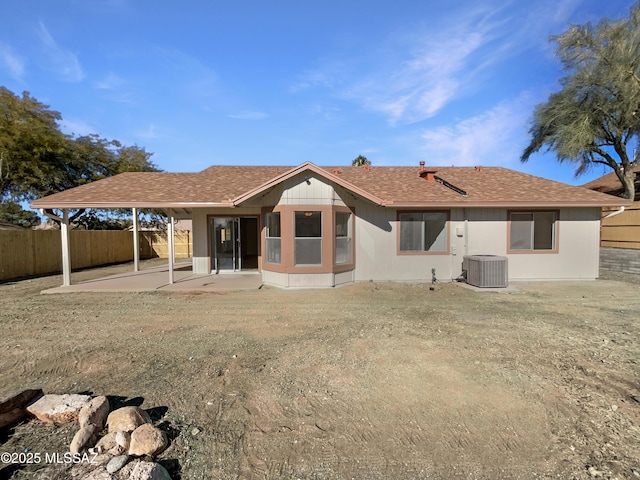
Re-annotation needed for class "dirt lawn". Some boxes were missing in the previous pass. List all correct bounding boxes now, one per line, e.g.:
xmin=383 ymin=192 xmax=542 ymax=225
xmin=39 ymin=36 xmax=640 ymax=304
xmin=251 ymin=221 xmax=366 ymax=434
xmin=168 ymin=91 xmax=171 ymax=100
xmin=1 ymin=262 xmax=639 ymax=479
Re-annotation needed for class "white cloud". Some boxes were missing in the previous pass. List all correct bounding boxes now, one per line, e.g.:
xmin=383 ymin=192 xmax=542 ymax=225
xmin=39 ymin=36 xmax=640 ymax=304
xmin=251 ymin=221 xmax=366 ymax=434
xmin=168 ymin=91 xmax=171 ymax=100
xmin=95 ymin=72 xmax=125 ymax=90
xmin=292 ymin=0 xmax=582 ymax=126
xmin=227 ymin=111 xmax=268 ymax=120
xmin=354 ymin=8 xmax=523 ymax=125
xmin=36 ymin=21 xmax=85 ymax=82
xmin=0 ymin=42 xmax=25 ymax=79
xmin=94 ymin=73 xmax=136 ymax=103
xmin=420 ymin=93 xmax=535 ymax=166
xmin=292 ymin=8 xmax=509 ymax=125
xmin=135 ymin=124 xmax=159 ymax=139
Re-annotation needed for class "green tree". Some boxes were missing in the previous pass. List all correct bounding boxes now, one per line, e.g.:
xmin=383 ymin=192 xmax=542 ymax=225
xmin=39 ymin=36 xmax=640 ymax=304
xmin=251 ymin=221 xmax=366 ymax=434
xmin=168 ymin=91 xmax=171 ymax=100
xmin=0 ymin=201 xmax=40 ymax=228
xmin=352 ymin=155 xmax=371 ymax=166
xmin=0 ymin=87 xmax=161 ymax=229
xmin=0 ymin=88 xmax=68 ymax=201
xmin=0 ymin=87 xmax=160 ymax=203
xmin=521 ymin=3 xmax=640 ymax=200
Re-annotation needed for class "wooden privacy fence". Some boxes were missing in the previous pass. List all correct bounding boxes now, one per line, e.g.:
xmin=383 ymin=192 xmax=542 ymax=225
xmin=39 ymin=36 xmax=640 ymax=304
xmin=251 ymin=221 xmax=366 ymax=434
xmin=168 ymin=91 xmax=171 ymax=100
xmin=0 ymin=229 xmax=193 ymax=281
xmin=601 ymin=201 xmax=640 ymax=250
xmin=139 ymin=231 xmax=192 ymax=259
xmin=0 ymin=230 xmax=134 ymax=281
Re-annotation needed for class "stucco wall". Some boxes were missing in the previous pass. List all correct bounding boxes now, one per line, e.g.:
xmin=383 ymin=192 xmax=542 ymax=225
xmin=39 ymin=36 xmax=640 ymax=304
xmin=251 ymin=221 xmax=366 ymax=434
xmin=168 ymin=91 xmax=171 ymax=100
xmin=353 ymin=205 xmax=602 ymax=282
xmin=191 ymin=206 xmax=262 ymax=274
xmin=189 ymin=175 xmax=602 ymax=283
xmin=506 ymin=207 xmax=600 ymax=280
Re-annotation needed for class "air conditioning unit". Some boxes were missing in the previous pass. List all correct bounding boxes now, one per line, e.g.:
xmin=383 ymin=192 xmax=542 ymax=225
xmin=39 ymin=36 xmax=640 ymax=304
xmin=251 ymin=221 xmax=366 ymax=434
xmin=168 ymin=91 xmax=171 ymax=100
xmin=463 ymin=255 xmax=508 ymax=288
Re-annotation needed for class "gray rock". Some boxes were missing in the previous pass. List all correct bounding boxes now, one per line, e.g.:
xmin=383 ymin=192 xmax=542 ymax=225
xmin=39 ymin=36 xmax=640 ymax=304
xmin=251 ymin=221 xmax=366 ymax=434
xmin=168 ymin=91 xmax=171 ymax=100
xmin=119 ymin=459 xmax=172 ymax=480
xmin=26 ymin=394 xmax=91 ymax=425
xmin=79 ymin=466 xmax=114 ymax=480
xmin=106 ymin=455 xmax=128 ymax=474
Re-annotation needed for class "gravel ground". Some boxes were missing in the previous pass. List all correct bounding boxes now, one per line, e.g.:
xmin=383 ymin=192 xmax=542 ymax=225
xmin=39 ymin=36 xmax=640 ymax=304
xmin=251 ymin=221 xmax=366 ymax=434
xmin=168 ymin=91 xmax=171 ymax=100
xmin=1 ymin=261 xmax=639 ymax=479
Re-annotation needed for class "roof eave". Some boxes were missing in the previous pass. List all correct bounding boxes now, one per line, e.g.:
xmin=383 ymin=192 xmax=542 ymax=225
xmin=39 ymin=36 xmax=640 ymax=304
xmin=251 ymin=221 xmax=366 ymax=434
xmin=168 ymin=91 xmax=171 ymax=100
xmin=386 ymin=200 xmax=631 ymax=208
xmin=29 ymin=201 xmax=233 ymax=209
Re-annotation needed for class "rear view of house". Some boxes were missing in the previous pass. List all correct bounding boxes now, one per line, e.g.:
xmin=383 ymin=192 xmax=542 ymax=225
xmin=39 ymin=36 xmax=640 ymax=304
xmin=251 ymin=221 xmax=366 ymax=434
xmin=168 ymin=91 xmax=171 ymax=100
xmin=32 ymin=162 xmax=624 ymax=288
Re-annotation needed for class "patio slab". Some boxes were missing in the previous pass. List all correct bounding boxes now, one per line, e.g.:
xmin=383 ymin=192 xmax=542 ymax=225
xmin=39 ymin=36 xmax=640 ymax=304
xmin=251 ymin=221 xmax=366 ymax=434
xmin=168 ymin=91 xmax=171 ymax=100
xmin=42 ymin=263 xmax=263 ymax=294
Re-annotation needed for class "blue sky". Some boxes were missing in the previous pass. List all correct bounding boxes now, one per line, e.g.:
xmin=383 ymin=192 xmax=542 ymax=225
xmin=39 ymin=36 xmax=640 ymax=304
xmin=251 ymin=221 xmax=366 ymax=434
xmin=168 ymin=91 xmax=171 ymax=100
xmin=0 ymin=0 xmax=634 ymax=188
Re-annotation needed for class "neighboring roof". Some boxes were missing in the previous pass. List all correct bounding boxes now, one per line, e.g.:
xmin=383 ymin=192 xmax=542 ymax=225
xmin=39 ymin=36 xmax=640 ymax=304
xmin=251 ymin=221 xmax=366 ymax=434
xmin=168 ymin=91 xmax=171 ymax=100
xmin=582 ymin=165 xmax=640 ymax=199
xmin=31 ymin=162 xmax=626 ymax=210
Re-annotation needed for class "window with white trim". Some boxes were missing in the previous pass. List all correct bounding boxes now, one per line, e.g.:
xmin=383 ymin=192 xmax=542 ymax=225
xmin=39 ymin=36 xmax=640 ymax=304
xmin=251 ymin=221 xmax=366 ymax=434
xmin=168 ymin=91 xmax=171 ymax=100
xmin=335 ymin=211 xmax=352 ymax=264
xmin=509 ymin=211 xmax=556 ymax=251
xmin=399 ymin=212 xmax=448 ymax=252
xmin=294 ymin=211 xmax=322 ymax=265
xmin=265 ymin=212 xmax=281 ymax=264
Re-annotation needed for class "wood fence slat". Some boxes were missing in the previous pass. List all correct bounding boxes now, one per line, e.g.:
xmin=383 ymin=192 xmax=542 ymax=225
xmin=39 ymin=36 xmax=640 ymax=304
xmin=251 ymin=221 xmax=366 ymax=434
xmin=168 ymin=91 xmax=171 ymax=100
xmin=601 ymin=200 xmax=640 ymax=250
xmin=0 ymin=229 xmax=193 ymax=281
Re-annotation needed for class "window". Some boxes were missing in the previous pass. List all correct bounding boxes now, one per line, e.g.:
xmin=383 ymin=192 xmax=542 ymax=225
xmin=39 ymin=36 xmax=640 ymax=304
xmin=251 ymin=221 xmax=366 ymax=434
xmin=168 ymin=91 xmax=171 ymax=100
xmin=335 ymin=211 xmax=352 ymax=264
xmin=265 ymin=212 xmax=281 ymax=264
xmin=399 ymin=212 xmax=448 ymax=252
xmin=509 ymin=211 xmax=556 ymax=251
xmin=295 ymin=211 xmax=322 ymax=265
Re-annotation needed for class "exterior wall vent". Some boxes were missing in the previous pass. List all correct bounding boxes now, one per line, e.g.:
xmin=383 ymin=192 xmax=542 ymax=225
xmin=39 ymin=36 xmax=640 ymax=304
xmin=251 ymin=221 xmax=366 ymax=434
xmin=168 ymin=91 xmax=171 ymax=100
xmin=462 ymin=255 xmax=508 ymax=288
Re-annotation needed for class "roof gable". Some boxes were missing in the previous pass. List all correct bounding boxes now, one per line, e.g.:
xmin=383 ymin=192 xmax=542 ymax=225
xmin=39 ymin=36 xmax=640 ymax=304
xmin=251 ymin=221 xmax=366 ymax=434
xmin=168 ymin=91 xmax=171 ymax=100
xmin=232 ymin=162 xmax=384 ymax=206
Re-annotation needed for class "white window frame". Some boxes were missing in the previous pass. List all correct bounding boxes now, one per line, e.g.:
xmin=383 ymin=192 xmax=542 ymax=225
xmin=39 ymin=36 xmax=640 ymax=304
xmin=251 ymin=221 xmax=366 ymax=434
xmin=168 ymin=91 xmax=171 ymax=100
xmin=265 ymin=212 xmax=281 ymax=264
xmin=335 ymin=211 xmax=352 ymax=265
xmin=294 ymin=211 xmax=322 ymax=266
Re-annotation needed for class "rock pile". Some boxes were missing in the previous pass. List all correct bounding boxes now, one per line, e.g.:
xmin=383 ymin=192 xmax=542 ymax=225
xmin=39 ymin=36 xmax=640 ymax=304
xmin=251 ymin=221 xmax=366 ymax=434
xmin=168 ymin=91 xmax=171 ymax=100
xmin=25 ymin=393 xmax=172 ymax=480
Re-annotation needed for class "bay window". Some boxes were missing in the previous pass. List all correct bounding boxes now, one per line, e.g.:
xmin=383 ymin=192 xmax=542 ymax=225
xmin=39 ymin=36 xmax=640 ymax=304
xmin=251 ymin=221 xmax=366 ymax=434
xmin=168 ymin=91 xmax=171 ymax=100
xmin=294 ymin=211 xmax=322 ymax=265
xmin=335 ymin=211 xmax=352 ymax=264
xmin=265 ymin=212 xmax=281 ymax=264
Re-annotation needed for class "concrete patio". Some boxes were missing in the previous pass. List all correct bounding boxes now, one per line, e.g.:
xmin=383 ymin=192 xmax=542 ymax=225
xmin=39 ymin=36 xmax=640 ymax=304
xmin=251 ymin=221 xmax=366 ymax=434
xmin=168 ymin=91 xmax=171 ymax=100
xmin=42 ymin=262 xmax=263 ymax=294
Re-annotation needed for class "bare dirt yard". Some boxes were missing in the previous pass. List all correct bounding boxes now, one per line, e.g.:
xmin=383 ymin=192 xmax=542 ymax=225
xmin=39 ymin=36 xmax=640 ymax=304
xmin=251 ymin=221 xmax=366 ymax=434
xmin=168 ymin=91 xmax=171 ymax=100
xmin=1 ymin=261 xmax=639 ymax=479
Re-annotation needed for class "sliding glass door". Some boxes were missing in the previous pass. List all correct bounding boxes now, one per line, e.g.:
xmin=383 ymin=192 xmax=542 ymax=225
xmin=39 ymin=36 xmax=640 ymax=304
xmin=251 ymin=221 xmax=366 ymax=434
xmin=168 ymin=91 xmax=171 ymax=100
xmin=210 ymin=217 xmax=259 ymax=273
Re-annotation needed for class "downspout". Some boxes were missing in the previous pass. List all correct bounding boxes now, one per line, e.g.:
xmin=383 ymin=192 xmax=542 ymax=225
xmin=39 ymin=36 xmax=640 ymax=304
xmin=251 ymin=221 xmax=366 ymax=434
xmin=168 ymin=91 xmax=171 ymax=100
xmin=603 ymin=206 xmax=625 ymax=219
xmin=463 ymin=208 xmax=469 ymax=256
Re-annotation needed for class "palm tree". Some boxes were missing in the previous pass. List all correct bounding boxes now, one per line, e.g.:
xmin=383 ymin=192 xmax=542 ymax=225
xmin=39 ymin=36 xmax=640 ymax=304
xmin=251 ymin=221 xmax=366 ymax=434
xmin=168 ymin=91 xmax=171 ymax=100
xmin=352 ymin=155 xmax=371 ymax=166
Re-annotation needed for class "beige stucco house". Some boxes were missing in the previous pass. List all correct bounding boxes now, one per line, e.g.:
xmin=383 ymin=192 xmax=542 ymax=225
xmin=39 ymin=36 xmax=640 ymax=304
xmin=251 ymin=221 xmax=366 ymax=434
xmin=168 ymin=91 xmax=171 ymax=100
xmin=31 ymin=161 xmax=625 ymax=288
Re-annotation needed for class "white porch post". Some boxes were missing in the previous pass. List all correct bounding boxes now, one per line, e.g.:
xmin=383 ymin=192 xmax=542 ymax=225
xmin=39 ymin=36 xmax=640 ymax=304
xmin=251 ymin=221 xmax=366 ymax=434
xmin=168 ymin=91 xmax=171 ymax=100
xmin=168 ymin=214 xmax=175 ymax=284
xmin=132 ymin=207 xmax=140 ymax=272
xmin=61 ymin=209 xmax=71 ymax=287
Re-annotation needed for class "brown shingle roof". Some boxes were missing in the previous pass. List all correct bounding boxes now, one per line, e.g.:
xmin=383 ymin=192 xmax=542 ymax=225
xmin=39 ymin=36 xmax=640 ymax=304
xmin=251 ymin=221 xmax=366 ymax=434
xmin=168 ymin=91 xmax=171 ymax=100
xmin=30 ymin=163 xmax=625 ymax=209
xmin=30 ymin=168 xmax=286 ymax=208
